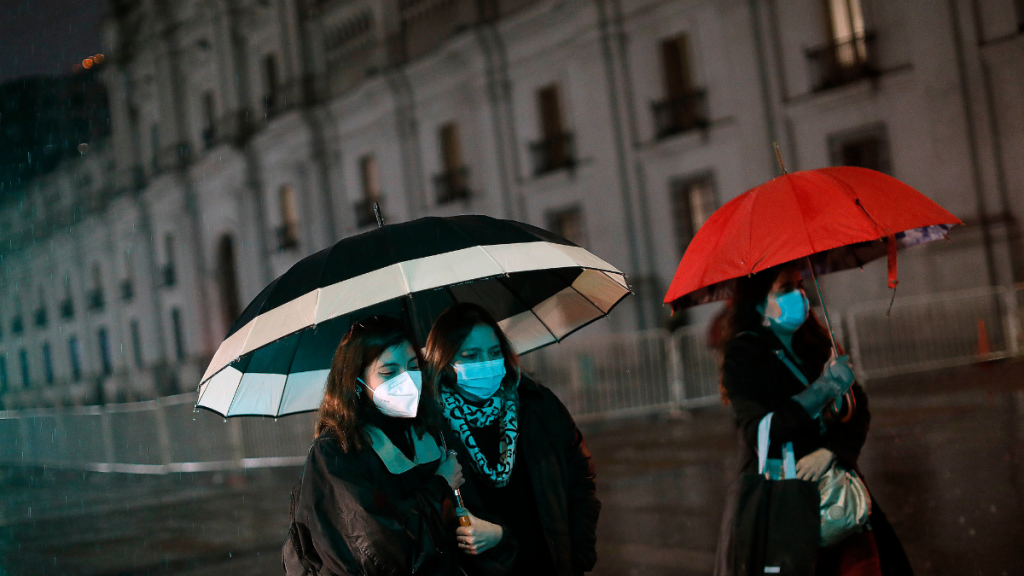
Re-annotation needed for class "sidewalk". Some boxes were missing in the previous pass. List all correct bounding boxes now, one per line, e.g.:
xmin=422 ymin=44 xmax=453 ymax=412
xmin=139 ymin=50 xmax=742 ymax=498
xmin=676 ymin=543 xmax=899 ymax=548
xmin=2 ymin=359 xmax=1022 ymax=575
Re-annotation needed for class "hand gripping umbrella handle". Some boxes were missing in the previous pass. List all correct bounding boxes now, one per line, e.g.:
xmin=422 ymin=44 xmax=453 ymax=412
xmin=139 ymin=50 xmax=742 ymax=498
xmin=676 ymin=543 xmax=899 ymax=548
xmin=442 ymin=444 xmax=472 ymax=526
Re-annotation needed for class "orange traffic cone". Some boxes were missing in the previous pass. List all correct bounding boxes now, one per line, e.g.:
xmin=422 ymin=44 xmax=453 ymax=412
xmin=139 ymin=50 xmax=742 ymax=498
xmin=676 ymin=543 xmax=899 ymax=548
xmin=977 ymin=319 xmax=992 ymax=363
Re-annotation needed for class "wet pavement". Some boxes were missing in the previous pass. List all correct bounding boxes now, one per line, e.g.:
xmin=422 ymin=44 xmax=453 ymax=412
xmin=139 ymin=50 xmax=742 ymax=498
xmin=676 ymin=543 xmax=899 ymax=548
xmin=2 ymin=359 xmax=1023 ymax=576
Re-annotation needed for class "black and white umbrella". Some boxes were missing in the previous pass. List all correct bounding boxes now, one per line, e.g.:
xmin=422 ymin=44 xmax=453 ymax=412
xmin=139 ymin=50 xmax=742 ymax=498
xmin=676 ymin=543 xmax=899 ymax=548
xmin=196 ymin=214 xmax=631 ymax=417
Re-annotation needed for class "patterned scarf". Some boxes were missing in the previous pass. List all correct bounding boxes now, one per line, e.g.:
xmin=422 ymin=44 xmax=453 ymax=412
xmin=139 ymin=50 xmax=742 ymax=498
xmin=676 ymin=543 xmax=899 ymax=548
xmin=439 ymin=386 xmax=519 ymax=488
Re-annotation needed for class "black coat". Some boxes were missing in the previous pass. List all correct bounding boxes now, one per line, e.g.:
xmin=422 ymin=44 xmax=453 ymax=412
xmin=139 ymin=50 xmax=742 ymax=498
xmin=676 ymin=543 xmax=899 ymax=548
xmin=441 ymin=376 xmax=601 ymax=576
xmin=285 ymin=428 xmax=516 ymax=576
xmin=714 ymin=328 xmax=913 ymax=576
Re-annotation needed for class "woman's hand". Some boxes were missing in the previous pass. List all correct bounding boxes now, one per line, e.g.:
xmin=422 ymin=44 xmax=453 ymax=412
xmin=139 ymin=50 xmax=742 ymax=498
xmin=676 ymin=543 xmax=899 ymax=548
xmin=435 ymin=450 xmax=465 ymax=489
xmin=456 ymin=511 xmax=503 ymax=555
xmin=795 ymin=448 xmax=835 ymax=482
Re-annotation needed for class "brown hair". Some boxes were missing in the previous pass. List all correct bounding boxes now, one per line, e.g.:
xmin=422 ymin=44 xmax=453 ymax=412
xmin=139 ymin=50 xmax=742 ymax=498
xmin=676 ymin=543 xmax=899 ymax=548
xmin=423 ymin=303 xmax=521 ymax=401
xmin=708 ymin=263 xmax=835 ymax=405
xmin=315 ymin=316 xmax=440 ymax=451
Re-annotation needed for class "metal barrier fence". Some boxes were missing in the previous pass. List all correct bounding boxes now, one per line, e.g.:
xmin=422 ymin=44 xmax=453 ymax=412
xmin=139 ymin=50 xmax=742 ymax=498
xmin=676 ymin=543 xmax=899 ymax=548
xmin=0 ymin=285 xmax=1020 ymax=473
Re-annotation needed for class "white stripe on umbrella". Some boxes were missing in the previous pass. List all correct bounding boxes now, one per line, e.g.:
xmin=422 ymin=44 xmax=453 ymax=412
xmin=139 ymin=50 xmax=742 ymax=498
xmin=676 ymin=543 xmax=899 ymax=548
xmin=201 ymin=241 xmax=623 ymax=383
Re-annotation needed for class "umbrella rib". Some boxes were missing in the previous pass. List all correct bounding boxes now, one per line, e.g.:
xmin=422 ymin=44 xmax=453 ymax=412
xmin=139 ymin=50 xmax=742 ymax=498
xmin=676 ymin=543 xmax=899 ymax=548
xmin=495 ymin=274 xmax=560 ymax=344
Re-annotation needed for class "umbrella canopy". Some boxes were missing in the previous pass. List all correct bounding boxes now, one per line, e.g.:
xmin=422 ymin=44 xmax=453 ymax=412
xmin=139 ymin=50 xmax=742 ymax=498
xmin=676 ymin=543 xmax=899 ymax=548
xmin=197 ymin=215 xmax=631 ymax=417
xmin=664 ymin=167 xmax=962 ymax=309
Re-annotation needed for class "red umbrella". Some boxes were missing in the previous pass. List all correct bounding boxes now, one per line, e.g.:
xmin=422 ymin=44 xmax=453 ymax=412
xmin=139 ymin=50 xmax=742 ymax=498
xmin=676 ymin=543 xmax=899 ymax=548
xmin=664 ymin=166 xmax=962 ymax=313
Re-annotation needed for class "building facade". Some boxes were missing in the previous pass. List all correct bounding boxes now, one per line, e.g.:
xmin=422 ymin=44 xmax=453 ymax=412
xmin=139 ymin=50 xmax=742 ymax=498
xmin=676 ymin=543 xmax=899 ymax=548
xmin=1 ymin=0 xmax=1023 ymax=408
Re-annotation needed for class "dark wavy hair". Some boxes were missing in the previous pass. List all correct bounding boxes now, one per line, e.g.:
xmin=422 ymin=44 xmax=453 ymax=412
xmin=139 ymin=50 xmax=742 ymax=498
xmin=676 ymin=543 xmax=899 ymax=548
xmin=315 ymin=316 xmax=440 ymax=452
xmin=708 ymin=263 xmax=835 ymax=405
xmin=423 ymin=303 xmax=521 ymax=401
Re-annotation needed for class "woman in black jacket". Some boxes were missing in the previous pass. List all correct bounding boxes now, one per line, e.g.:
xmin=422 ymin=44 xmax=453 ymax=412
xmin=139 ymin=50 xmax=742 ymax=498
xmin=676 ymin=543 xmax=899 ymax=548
xmin=424 ymin=303 xmax=601 ymax=576
xmin=711 ymin=263 xmax=913 ymax=576
xmin=284 ymin=316 xmax=515 ymax=576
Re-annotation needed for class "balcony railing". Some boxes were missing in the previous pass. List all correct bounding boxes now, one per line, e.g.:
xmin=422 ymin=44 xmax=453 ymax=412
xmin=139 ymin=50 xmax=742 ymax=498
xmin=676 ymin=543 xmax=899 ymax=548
xmin=806 ymin=33 xmax=878 ymax=93
xmin=433 ymin=167 xmax=471 ymax=205
xmin=60 ymin=299 xmax=74 ymax=320
xmin=529 ymin=133 xmax=576 ymax=176
xmin=87 ymin=289 xmax=105 ymax=312
xmin=34 ymin=308 xmax=47 ymax=328
xmin=354 ymin=199 xmax=380 ymax=228
xmin=651 ymin=89 xmax=709 ymax=140
xmin=161 ymin=264 xmax=176 ymax=288
xmin=121 ymin=279 xmax=134 ymax=301
xmin=153 ymin=143 xmax=191 ymax=175
xmin=276 ymin=223 xmax=300 ymax=251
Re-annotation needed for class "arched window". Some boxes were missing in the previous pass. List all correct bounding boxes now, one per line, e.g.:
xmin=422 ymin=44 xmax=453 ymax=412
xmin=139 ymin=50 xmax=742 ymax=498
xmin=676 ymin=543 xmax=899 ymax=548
xmin=217 ymin=235 xmax=242 ymax=333
xmin=277 ymin=185 xmax=300 ymax=251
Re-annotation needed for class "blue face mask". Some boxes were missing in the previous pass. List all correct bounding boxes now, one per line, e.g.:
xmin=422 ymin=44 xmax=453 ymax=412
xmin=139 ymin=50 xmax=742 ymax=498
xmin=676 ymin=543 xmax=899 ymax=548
xmin=763 ymin=289 xmax=809 ymax=333
xmin=453 ymin=358 xmax=506 ymax=402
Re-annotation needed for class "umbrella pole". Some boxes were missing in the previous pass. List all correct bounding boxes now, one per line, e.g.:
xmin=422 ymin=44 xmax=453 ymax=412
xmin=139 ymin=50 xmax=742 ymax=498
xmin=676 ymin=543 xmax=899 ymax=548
xmin=805 ymin=256 xmax=839 ymax=357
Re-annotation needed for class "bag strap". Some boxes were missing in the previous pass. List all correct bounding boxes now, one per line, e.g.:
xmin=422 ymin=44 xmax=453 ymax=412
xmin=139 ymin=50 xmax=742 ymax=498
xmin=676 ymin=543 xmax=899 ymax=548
xmin=757 ymin=413 xmax=796 ymax=479
xmin=773 ymin=349 xmax=809 ymax=387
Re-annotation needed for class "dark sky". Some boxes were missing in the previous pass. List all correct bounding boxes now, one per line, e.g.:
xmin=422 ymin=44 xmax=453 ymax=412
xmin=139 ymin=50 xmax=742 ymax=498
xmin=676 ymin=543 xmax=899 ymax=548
xmin=0 ymin=0 xmax=106 ymax=83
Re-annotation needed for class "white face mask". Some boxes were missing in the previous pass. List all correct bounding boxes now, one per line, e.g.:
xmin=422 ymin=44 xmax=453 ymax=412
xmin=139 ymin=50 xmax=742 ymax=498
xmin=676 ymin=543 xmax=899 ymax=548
xmin=363 ymin=370 xmax=422 ymax=418
xmin=453 ymin=358 xmax=506 ymax=402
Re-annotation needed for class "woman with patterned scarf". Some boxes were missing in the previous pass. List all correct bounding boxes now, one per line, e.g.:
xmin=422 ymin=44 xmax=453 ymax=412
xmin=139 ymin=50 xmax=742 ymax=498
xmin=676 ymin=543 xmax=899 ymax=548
xmin=424 ymin=303 xmax=601 ymax=576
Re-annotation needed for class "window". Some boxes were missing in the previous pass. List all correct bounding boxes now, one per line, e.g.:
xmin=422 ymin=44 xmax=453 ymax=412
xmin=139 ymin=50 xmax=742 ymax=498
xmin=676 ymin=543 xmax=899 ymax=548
xmin=671 ymin=175 xmax=716 ymax=257
xmin=277 ymin=185 xmax=300 ymax=250
xmin=360 ymin=155 xmax=381 ymax=201
xmin=547 ymin=207 xmax=587 ymax=249
xmin=829 ymin=124 xmax=891 ymax=173
xmin=654 ymin=34 xmax=707 ymax=138
xmin=1017 ymin=0 xmax=1024 ymax=32
xmin=171 ymin=308 xmax=186 ymax=361
xmin=825 ymin=0 xmax=866 ymax=44
xmin=34 ymin=287 xmax=47 ymax=328
xmin=18 ymin=349 xmax=29 ymax=388
xmin=356 ymin=155 xmax=381 ymax=227
xmin=807 ymin=0 xmax=874 ymax=91
xmin=0 ymin=355 xmax=7 ymax=392
xmin=202 ymin=91 xmax=216 ymax=148
xmin=531 ymin=85 xmax=574 ymax=175
xmin=42 ymin=342 xmax=54 ymax=384
xmin=98 ymin=327 xmax=112 ymax=376
xmin=217 ymin=236 xmax=242 ymax=330
xmin=162 ymin=234 xmax=176 ymax=287
xmin=130 ymin=320 xmax=144 ymax=369
xmin=435 ymin=123 xmax=470 ymax=204
xmin=150 ymin=124 xmax=160 ymax=172
xmin=263 ymin=54 xmax=279 ymax=113
xmin=68 ymin=337 xmax=82 ymax=382
xmin=88 ymin=263 xmax=105 ymax=311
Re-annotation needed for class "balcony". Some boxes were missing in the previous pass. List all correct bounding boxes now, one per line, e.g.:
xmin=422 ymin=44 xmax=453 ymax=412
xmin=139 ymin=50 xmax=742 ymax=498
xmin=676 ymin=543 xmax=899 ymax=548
xmin=60 ymin=298 xmax=74 ymax=320
xmin=276 ymin=223 xmax=300 ymax=251
xmin=152 ymin=143 xmax=191 ymax=175
xmin=806 ymin=33 xmax=878 ymax=93
xmin=433 ymin=167 xmax=471 ymax=205
xmin=161 ymin=264 xmax=176 ymax=288
xmin=11 ymin=316 xmax=23 ymax=335
xmin=87 ymin=289 xmax=105 ymax=312
xmin=263 ymin=80 xmax=308 ymax=120
xmin=33 ymin=308 xmax=47 ymax=329
xmin=354 ymin=199 xmax=380 ymax=228
xmin=529 ymin=133 xmax=576 ymax=176
xmin=120 ymin=279 xmax=134 ymax=301
xmin=651 ymin=90 xmax=709 ymax=140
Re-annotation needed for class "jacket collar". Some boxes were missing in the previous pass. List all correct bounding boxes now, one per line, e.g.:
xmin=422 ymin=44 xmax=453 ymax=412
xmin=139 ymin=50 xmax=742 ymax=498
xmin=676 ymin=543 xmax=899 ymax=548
xmin=363 ymin=424 xmax=442 ymax=474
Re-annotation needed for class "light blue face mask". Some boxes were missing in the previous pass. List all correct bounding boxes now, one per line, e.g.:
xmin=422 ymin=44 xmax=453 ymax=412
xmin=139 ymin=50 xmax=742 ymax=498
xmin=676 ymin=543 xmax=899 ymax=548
xmin=453 ymin=358 xmax=506 ymax=402
xmin=763 ymin=289 xmax=809 ymax=333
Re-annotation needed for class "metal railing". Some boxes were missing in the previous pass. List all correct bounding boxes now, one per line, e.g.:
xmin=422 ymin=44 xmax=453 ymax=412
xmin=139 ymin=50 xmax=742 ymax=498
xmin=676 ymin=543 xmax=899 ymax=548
xmin=433 ymin=167 xmax=471 ymax=205
xmin=651 ymin=89 xmax=709 ymax=139
xmin=529 ymin=133 xmax=576 ymax=176
xmin=1 ymin=285 xmax=1020 ymax=472
xmin=806 ymin=32 xmax=878 ymax=92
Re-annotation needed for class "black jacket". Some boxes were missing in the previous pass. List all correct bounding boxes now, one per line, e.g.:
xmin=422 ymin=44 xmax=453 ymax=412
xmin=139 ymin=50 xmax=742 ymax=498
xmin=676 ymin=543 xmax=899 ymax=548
xmin=441 ymin=376 xmax=601 ymax=576
xmin=284 ymin=428 xmax=516 ymax=576
xmin=714 ymin=328 xmax=913 ymax=576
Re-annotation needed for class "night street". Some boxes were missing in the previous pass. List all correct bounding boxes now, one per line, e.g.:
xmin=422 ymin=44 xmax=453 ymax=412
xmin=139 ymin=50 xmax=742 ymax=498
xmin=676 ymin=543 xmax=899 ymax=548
xmin=3 ymin=359 xmax=1022 ymax=576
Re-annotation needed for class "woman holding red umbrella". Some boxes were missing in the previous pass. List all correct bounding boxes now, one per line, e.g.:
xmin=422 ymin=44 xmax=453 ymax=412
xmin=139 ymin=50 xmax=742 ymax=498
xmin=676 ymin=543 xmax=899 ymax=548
xmin=709 ymin=262 xmax=914 ymax=576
